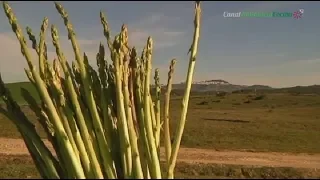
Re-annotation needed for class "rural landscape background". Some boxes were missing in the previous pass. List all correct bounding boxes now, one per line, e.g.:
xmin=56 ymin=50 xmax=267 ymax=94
xmin=1 ymin=80 xmax=320 ymax=178
xmin=1 ymin=1 xmax=320 ymax=179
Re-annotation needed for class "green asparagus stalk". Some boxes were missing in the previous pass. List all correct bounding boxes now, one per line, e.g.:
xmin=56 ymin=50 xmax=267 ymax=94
xmin=164 ymin=59 xmax=177 ymax=166
xmin=54 ymin=3 xmax=117 ymax=178
xmin=111 ymin=33 xmax=132 ymax=178
xmin=132 ymin=55 xmax=152 ymax=179
xmin=51 ymin=25 xmax=104 ymax=179
xmin=2 ymin=2 xmax=86 ymax=178
xmin=0 ymin=75 xmax=60 ymax=178
xmin=154 ymin=68 xmax=161 ymax=152
xmin=0 ymin=1 xmax=202 ymax=179
xmin=38 ymin=17 xmax=48 ymax=79
xmin=123 ymin=50 xmax=144 ymax=179
xmin=167 ymin=2 xmax=202 ymax=179
xmin=142 ymin=37 xmax=162 ymax=178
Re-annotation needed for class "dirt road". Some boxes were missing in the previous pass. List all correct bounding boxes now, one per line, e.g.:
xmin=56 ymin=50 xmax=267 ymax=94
xmin=0 ymin=138 xmax=319 ymax=169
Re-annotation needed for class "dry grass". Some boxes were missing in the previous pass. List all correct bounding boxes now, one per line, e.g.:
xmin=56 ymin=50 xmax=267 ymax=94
xmin=1 ymin=154 xmax=319 ymax=179
xmin=1 ymin=92 xmax=320 ymax=153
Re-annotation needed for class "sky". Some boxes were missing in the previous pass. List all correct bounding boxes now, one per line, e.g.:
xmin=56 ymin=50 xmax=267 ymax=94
xmin=0 ymin=1 xmax=319 ymax=88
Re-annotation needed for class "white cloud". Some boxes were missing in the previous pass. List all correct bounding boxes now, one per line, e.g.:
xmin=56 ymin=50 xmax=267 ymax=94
xmin=128 ymin=28 xmax=185 ymax=50
xmin=73 ymin=12 xmax=186 ymax=52
xmin=0 ymin=2 xmax=188 ymax=84
xmin=0 ymin=31 xmax=102 ymax=83
xmin=127 ymin=13 xmax=186 ymax=51
xmin=0 ymin=9 xmax=187 ymax=84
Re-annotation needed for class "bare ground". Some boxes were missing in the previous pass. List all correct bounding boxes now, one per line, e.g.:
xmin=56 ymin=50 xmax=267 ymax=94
xmin=0 ymin=138 xmax=319 ymax=169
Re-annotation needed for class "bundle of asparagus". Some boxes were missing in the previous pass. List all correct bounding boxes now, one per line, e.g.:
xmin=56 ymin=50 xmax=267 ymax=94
xmin=0 ymin=1 xmax=201 ymax=179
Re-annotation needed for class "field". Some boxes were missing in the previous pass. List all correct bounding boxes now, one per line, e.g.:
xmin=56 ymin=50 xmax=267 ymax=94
xmin=1 ymin=82 xmax=320 ymax=178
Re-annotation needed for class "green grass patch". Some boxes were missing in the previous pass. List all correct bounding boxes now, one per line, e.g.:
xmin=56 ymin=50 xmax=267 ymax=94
xmin=0 ymin=82 xmax=40 ymax=104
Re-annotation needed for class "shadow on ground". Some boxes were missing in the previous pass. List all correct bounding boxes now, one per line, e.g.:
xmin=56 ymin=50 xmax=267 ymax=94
xmin=202 ymin=118 xmax=250 ymax=124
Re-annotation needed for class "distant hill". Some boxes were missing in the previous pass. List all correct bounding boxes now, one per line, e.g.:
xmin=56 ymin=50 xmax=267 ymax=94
xmin=1 ymin=80 xmax=320 ymax=104
xmin=274 ymin=85 xmax=320 ymax=95
xmin=171 ymin=79 xmax=273 ymax=93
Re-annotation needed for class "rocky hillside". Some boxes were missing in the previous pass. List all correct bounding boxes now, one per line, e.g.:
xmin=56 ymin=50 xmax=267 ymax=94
xmin=171 ymin=79 xmax=273 ymax=92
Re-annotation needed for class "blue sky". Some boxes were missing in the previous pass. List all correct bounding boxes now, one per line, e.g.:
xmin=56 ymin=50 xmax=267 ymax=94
xmin=0 ymin=1 xmax=319 ymax=88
